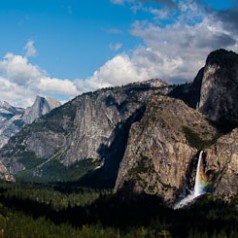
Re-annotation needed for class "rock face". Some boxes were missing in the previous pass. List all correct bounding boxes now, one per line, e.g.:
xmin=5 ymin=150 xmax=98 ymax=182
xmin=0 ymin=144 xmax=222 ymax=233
xmin=0 ymin=80 xmax=171 ymax=183
xmin=115 ymin=95 xmax=217 ymax=203
xmin=1 ymin=49 xmax=238 ymax=206
xmin=198 ymin=49 xmax=238 ymax=128
xmin=205 ymin=129 xmax=238 ymax=200
xmin=22 ymin=96 xmax=61 ymax=124
xmin=169 ymin=67 xmax=204 ymax=109
xmin=0 ymin=96 xmax=61 ymax=149
xmin=116 ymin=49 xmax=238 ymax=204
xmin=170 ymin=49 xmax=238 ymax=130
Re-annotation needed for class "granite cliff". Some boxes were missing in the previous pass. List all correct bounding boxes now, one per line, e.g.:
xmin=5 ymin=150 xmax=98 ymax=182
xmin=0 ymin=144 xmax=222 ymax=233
xmin=198 ymin=49 xmax=238 ymax=129
xmin=1 ymin=49 xmax=238 ymax=205
xmin=0 ymin=80 xmax=171 ymax=183
xmin=115 ymin=95 xmax=217 ymax=203
xmin=116 ymin=49 xmax=238 ymax=204
xmin=22 ymin=96 xmax=61 ymax=124
xmin=170 ymin=49 xmax=238 ymax=130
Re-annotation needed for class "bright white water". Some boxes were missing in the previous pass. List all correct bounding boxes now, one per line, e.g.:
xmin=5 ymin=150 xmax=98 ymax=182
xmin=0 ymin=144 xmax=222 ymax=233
xmin=194 ymin=151 xmax=204 ymax=197
xmin=173 ymin=151 xmax=205 ymax=209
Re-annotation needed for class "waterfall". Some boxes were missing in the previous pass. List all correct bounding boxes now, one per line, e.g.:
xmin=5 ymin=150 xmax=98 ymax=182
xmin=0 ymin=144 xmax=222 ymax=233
xmin=173 ymin=150 xmax=206 ymax=209
xmin=194 ymin=151 xmax=204 ymax=197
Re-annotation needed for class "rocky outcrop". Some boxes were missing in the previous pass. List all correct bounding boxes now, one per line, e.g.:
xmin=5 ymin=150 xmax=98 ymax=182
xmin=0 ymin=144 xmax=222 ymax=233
xmin=198 ymin=50 xmax=238 ymax=129
xmin=0 ymin=96 xmax=61 ymax=149
xmin=115 ymin=94 xmax=217 ymax=203
xmin=0 ymin=80 xmax=171 ymax=182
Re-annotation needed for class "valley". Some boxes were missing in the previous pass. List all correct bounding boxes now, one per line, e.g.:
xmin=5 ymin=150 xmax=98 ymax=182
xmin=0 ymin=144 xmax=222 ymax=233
xmin=0 ymin=49 xmax=238 ymax=237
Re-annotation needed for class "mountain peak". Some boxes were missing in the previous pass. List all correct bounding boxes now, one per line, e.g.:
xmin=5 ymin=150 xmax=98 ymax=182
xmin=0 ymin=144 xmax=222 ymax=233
xmin=198 ymin=49 xmax=238 ymax=129
xmin=23 ymin=96 xmax=61 ymax=124
xmin=206 ymin=48 xmax=238 ymax=67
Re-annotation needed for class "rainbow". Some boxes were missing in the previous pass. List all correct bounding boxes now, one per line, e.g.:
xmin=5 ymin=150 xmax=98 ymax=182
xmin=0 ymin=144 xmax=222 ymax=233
xmin=173 ymin=150 xmax=209 ymax=209
xmin=194 ymin=151 xmax=208 ymax=196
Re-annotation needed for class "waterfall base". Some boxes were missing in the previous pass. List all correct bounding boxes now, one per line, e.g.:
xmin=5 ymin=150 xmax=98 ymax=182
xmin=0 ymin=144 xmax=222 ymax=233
xmin=173 ymin=150 xmax=207 ymax=209
xmin=173 ymin=190 xmax=205 ymax=209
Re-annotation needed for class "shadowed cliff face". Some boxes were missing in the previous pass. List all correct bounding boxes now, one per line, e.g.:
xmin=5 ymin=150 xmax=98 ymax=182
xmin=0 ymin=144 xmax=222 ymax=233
xmin=170 ymin=49 xmax=238 ymax=132
xmin=169 ymin=67 xmax=204 ymax=109
xmin=198 ymin=50 xmax=238 ymax=130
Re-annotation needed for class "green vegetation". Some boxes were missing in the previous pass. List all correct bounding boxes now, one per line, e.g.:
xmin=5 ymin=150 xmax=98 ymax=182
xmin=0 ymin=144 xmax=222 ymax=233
xmin=128 ymin=155 xmax=155 ymax=189
xmin=128 ymin=155 xmax=154 ymax=176
xmin=0 ymin=182 xmax=237 ymax=237
xmin=18 ymin=151 xmax=43 ymax=169
xmin=183 ymin=126 xmax=219 ymax=149
xmin=16 ymin=159 xmax=100 ymax=183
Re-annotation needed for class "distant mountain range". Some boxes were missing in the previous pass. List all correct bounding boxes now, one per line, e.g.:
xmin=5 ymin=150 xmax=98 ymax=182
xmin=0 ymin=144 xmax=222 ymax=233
xmin=0 ymin=96 xmax=61 ymax=149
xmin=0 ymin=49 xmax=238 ymax=206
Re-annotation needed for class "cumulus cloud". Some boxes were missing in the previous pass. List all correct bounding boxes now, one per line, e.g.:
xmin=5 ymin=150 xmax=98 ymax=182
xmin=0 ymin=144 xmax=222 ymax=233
xmin=88 ymin=0 xmax=238 ymax=86
xmin=0 ymin=53 xmax=41 ymax=86
xmin=0 ymin=51 xmax=80 ymax=107
xmin=2 ymin=1 xmax=238 ymax=107
xmin=37 ymin=77 xmax=79 ymax=96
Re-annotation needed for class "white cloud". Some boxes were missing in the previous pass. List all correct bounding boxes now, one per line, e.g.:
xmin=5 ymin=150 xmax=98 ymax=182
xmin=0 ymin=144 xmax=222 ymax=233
xmin=129 ymin=6 xmax=238 ymax=82
xmin=76 ymin=52 xmax=160 ymax=92
xmin=85 ymin=0 xmax=238 ymax=87
xmin=0 ymin=49 xmax=80 ymax=107
xmin=24 ymin=40 xmax=37 ymax=57
xmin=1 ymin=1 xmax=238 ymax=108
xmin=0 ymin=53 xmax=42 ymax=86
xmin=37 ymin=77 xmax=79 ymax=96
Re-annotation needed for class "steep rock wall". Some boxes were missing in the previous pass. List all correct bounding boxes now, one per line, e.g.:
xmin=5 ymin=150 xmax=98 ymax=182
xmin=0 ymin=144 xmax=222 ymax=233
xmin=115 ymin=95 xmax=217 ymax=203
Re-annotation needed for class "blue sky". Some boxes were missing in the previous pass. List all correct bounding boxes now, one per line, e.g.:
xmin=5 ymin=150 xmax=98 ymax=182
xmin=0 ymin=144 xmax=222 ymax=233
xmin=0 ymin=0 xmax=237 ymax=106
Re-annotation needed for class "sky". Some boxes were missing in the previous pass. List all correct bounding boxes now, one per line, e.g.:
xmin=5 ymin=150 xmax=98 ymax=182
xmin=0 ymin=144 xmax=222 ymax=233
xmin=0 ymin=0 xmax=237 ymax=107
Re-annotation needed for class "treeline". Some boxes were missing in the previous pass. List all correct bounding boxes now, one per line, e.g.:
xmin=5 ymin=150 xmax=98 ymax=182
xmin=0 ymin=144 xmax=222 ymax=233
xmin=0 ymin=181 xmax=238 ymax=237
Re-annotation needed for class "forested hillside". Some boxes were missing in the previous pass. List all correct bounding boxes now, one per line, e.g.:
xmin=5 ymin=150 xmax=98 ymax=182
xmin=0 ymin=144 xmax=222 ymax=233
xmin=0 ymin=181 xmax=238 ymax=238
